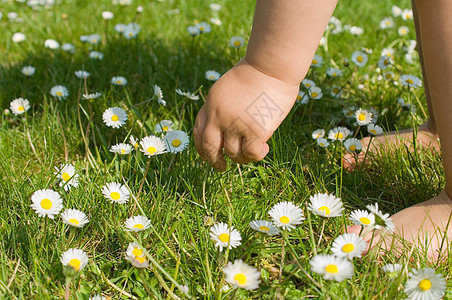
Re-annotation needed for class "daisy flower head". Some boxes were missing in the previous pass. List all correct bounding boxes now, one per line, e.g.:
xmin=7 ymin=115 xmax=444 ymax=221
xmin=210 ymin=17 xmax=222 ymax=26
xmin=60 ymin=248 xmax=89 ymax=273
xmin=175 ymin=89 xmax=200 ymax=101
xmin=317 ymin=138 xmax=330 ymax=148
xmin=153 ymin=84 xmax=166 ymax=106
xmin=349 ymin=209 xmax=375 ymax=227
xmin=102 ymin=11 xmax=114 ymax=20
xmin=312 ymin=129 xmax=325 ymax=140
xmin=21 ymin=66 xmax=36 ymax=76
xmin=392 ymin=5 xmax=402 ymax=17
xmin=223 ymin=260 xmax=260 ymax=290
xmin=10 ymin=97 xmax=30 ymax=116
xmin=308 ymin=193 xmax=344 ymax=218
xmin=296 ymin=90 xmax=309 ymax=104
xmin=111 ymin=76 xmax=127 ymax=86
xmin=402 ymin=9 xmax=413 ymax=20
xmin=115 ymin=23 xmax=126 ymax=33
xmin=164 ymin=130 xmax=190 ymax=153
xmin=349 ymin=26 xmax=364 ymax=35
xmin=126 ymin=242 xmax=149 ymax=268
xmin=129 ymin=136 xmax=140 ymax=150
xmin=44 ymin=39 xmax=60 ymax=49
xmin=140 ymin=135 xmax=167 ymax=157
xmin=249 ymin=220 xmax=280 ymax=236
xmin=50 ymin=85 xmax=69 ymax=100
xmin=31 ymin=189 xmax=63 ymax=219
xmin=124 ymin=215 xmax=151 ymax=232
xmin=206 ymin=70 xmax=220 ymax=81
xmin=331 ymin=86 xmax=342 ymax=98
xmin=102 ymin=107 xmax=127 ymax=129
xmin=89 ymin=51 xmax=103 ymax=60
xmin=196 ymin=22 xmax=211 ymax=33
xmin=367 ymin=124 xmax=383 ymax=136
xmin=355 ymin=108 xmax=372 ymax=126
xmin=61 ymin=43 xmax=75 ymax=53
xmin=55 ymin=163 xmax=79 ymax=191
xmin=379 ymin=17 xmax=394 ymax=29
xmin=328 ymin=127 xmax=351 ymax=142
xmin=86 ymin=34 xmax=101 ymax=45
xmin=400 ymin=74 xmax=422 ymax=88
xmin=210 ymin=3 xmax=221 ymax=11
xmin=326 ymin=67 xmax=342 ymax=78
xmin=268 ymin=201 xmax=304 ymax=231
xmin=110 ymin=143 xmax=133 ymax=155
xmin=311 ymin=54 xmax=323 ymax=67
xmin=12 ymin=32 xmax=26 ymax=43
xmin=123 ymin=26 xmax=139 ymax=39
xmin=74 ymin=70 xmax=90 ymax=79
xmin=331 ymin=233 xmax=367 ymax=259
xmin=102 ymin=182 xmax=130 ymax=204
xmin=328 ymin=16 xmax=343 ymax=34
xmin=366 ymin=203 xmax=395 ymax=232
xmin=343 ymin=138 xmax=362 ymax=154
xmin=229 ymin=36 xmax=244 ymax=48
xmin=351 ymin=51 xmax=368 ymax=67
xmin=310 ymin=254 xmax=354 ymax=282
xmin=398 ymin=26 xmax=409 ymax=36
xmin=382 ymin=263 xmax=403 ymax=278
xmin=377 ymin=55 xmax=393 ymax=70
xmin=89 ymin=295 xmax=106 ymax=300
xmin=404 ymin=268 xmax=446 ymax=300
xmin=209 ymin=222 xmax=242 ymax=251
xmin=82 ymin=92 xmax=102 ymax=100
xmin=309 ymin=86 xmax=323 ymax=99
xmin=187 ymin=26 xmax=200 ymax=36
xmin=61 ymin=209 xmax=89 ymax=228
xmin=383 ymin=71 xmax=394 ymax=81
xmin=301 ymin=78 xmax=316 ymax=89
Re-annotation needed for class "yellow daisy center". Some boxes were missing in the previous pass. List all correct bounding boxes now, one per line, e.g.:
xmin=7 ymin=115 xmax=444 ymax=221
xmin=358 ymin=113 xmax=366 ymax=121
xmin=325 ymin=264 xmax=338 ymax=274
xmin=129 ymin=32 xmax=133 ymax=37
xmin=56 ymin=92 xmax=63 ymax=96
xmin=116 ymin=80 xmax=122 ymax=84
xmin=234 ymin=273 xmax=247 ymax=285
xmin=218 ymin=233 xmax=229 ymax=243
xmin=349 ymin=145 xmax=356 ymax=151
xmin=384 ymin=59 xmax=389 ymax=65
xmin=335 ymin=132 xmax=344 ymax=140
xmin=296 ymin=95 xmax=302 ymax=100
xmin=172 ymin=139 xmax=181 ymax=147
xmin=68 ymin=258 xmax=81 ymax=271
xmin=360 ymin=217 xmax=371 ymax=225
xmin=132 ymin=247 xmax=143 ymax=257
xmin=134 ymin=143 xmax=139 ymax=149
xmin=280 ymin=216 xmax=290 ymax=224
xmin=312 ymin=59 xmax=318 ymax=65
xmin=199 ymin=27 xmax=204 ymax=31
xmin=62 ymin=172 xmax=70 ymax=181
xmin=41 ymin=198 xmax=53 ymax=210
xmin=318 ymin=206 xmax=330 ymax=216
xmin=162 ymin=126 xmax=169 ymax=131
xmin=401 ymin=29 xmax=406 ymax=34
xmin=406 ymin=79 xmax=414 ymax=85
xmin=18 ymin=106 xmax=25 ymax=111
xmin=147 ymin=146 xmax=157 ymax=155
xmin=110 ymin=192 xmax=121 ymax=200
xmin=111 ymin=115 xmax=119 ymax=122
xmin=342 ymin=243 xmax=355 ymax=253
xmin=386 ymin=21 xmax=390 ymax=25
xmin=136 ymin=256 xmax=146 ymax=263
xmin=133 ymin=224 xmax=144 ymax=229
xmin=69 ymin=218 xmax=79 ymax=225
xmin=311 ymin=92 xmax=318 ymax=98
xmin=332 ymin=73 xmax=337 ymax=77
xmin=233 ymin=41 xmax=241 ymax=47
xmin=370 ymin=130 xmax=377 ymax=135
xmin=209 ymin=76 xmax=215 ymax=80
xmin=259 ymin=226 xmax=270 ymax=232
xmin=319 ymin=142 xmax=325 ymax=147
xmin=121 ymin=149 xmax=125 ymax=154
xmin=305 ymin=83 xmax=311 ymax=87
xmin=333 ymin=88 xmax=339 ymax=93
xmin=418 ymin=279 xmax=432 ymax=291
xmin=406 ymin=14 xmax=411 ymax=19
xmin=357 ymin=56 xmax=363 ymax=62
xmin=385 ymin=74 xmax=392 ymax=79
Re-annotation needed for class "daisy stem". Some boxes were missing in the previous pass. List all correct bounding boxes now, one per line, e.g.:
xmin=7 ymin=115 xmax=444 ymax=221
xmin=358 ymin=226 xmax=364 ymax=237
xmin=276 ymin=233 xmax=285 ymax=298
xmin=353 ymin=125 xmax=361 ymax=138
xmin=137 ymin=269 xmax=154 ymax=297
xmin=360 ymin=136 xmax=374 ymax=169
xmin=316 ymin=218 xmax=326 ymax=249
xmin=42 ymin=217 xmax=49 ymax=252
xmin=136 ymin=159 xmax=151 ymax=201
xmin=307 ymin=212 xmax=317 ymax=255
xmin=64 ymin=277 xmax=71 ymax=300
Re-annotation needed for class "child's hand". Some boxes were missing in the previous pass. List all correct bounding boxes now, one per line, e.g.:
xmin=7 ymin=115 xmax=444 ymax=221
xmin=194 ymin=59 xmax=299 ymax=171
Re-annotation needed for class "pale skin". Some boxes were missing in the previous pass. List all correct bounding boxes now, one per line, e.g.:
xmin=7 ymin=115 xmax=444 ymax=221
xmin=193 ymin=0 xmax=452 ymax=259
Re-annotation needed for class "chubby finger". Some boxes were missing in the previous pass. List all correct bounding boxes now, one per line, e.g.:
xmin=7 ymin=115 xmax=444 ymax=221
xmin=242 ymin=138 xmax=269 ymax=162
xmin=224 ymin=133 xmax=249 ymax=164
xmin=193 ymin=106 xmax=208 ymax=159
xmin=202 ymin=126 xmax=227 ymax=171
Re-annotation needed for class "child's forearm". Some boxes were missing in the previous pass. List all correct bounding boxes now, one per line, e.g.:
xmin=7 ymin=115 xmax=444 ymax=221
xmin=245 ymin=0 xmax=338 ymax=86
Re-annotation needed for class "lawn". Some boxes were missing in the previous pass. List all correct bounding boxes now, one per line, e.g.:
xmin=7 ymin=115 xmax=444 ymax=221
xmin=0 ymin=0 xmax=450 ymax=299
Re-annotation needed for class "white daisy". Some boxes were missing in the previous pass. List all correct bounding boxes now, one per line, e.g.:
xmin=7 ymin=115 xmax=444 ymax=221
xmin=60 ymin=248 xmax=89 ymax=272
xmin=343 ymin=138 xmax=362 ymax=154
xmin=74 ymin=70 xmax=90 ymax=79
xmin=249 ymin=220 xmax=280 ymax=236
xmin=349 ymin=209 xmax=375 ymax=227
xmin=367 ymin=124 xmax=383 ymax=136
xmin=328 ymin=127 xmax=351 ymax=142
xmin=312 ymin=129 xmax=325 ymax=140
xmin=311 ymin=54 xmax=323 ymax=67
xmin=301 ymin=78 xmax=316 ymax=89
xmin=153 ymin=84 xmax=166 ymax=106
xmin=351 ymin=51 xmax=368 ymax=67
xmin=310 ymin=254 xmax=354 ymax=282
xmin=349 ymin=26 xmax=364 ymax=35
xmin=379 ymin=17 xmax=394 ymax=29
xmin=309 ymin=86 xmax=323 ymax=99
xmin=164 ymin=130 xmax=190 ymax=153
xmin=404 ymin=268 xmax=446 ymax=300
xmin=21 ymin=66 xmax=36 ymax=76
xmin=308 ymin=193 xmax=344 ymax=218
xmin=317 ymin=138 xmax=330 ymax=148
xmin=400 ymin=74 xmax=422 ymax=88
xmin=187 ymin=26 xmax=200 ymax=36
xmin=89 ymin=295 xmax=106 ymax=300
xmin=398 ymin=26 xmax=409 ymax=36
xmin=382 ymin=263 xmax=403 ymax=278
xmin=55 ymin=163 xmax=79 ymax=191
xmin=366 ymin=203 xmax=395 ymax=232
xmin=140 ymin=135 xmax=167 ymax=157
xmin=82 ymin=92 xmax=102 ymax=100
xmin=114 ymin=23 xmax=127 ymax=33
xmin=110 ymin=143 xmax=133 ymax=155
xmin=111 ymin=76 xmax=127 ymax=86
xmin=196 ymin=22 xmax=211 ymax=33
xmin=268 ymin=201 xmax=304 ymax=231
xmin=210 ymin=3 xmax=221 ymax=11
xmin=89 ymin=51 xmax=103 ymax=60
xmin=61 ymin=43 xmax=75 ymax=53
xmin=124 ymin=215 xmax=151 ymax=232
xmin=102 ymin=107 xmax=127 ymax=129
xmin=155 ymin=120 xmax=174 ymax=133
xmin=401 ymin=9 xmax=413 ymax=21
xmin=61 ymin=209 xmax=89 ymax=228
xmin=296 ymin=90 xmax=309 ymax=104
xmin=175 ymin=89 xmax=200 ymax=101
xmin=87 ymin=34 xmax=101 ymax=45
xmin=331 ymin=233 xmax=367 ymax=260
xmin=377 ymin=55 xmax=393 ymax=70
xmin=205 ymin=70 xmax=220 ymax=81
xmin=209 ymin=222 xmax=242 ymax=252
xmin=326 ymin=67 xmax=343 ymax=78
xmin=102 ymin=11 xmax=114 ymax=20
xmin=123 ymin=27 xmax=139 ymax=39
xmin=229 ymin=36 xmax=244 ymax=48
xmin=223 ymin=260 xmax=260 ymax=290
xmin=44 ymin=39 xmax=60 ymax=49
xmin=125 ymin=242 xmax=149 ymax=268
xmin=50 ymin=85 xmax=69 ymax=100
xmin=129 ymin=136 xmax=140 ymax=150
xmin=12 ymin=32 xmax=26 ymax=43
xmin=330 ymin=86 xmax=342 ymax=98
xmin=10 ymin=98 xmax=30 ymax=115
xmin=102 ymin=182 xmax=130 ymax=204
xmin=31 ymin=189 xmax=64 ymax=219
xmin=392 ymin=5 xmax=402 ymax=17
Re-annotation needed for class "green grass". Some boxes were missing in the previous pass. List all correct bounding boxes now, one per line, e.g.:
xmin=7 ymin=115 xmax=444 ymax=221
xmin=0 ymin=0 xmax=451 ymax=299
